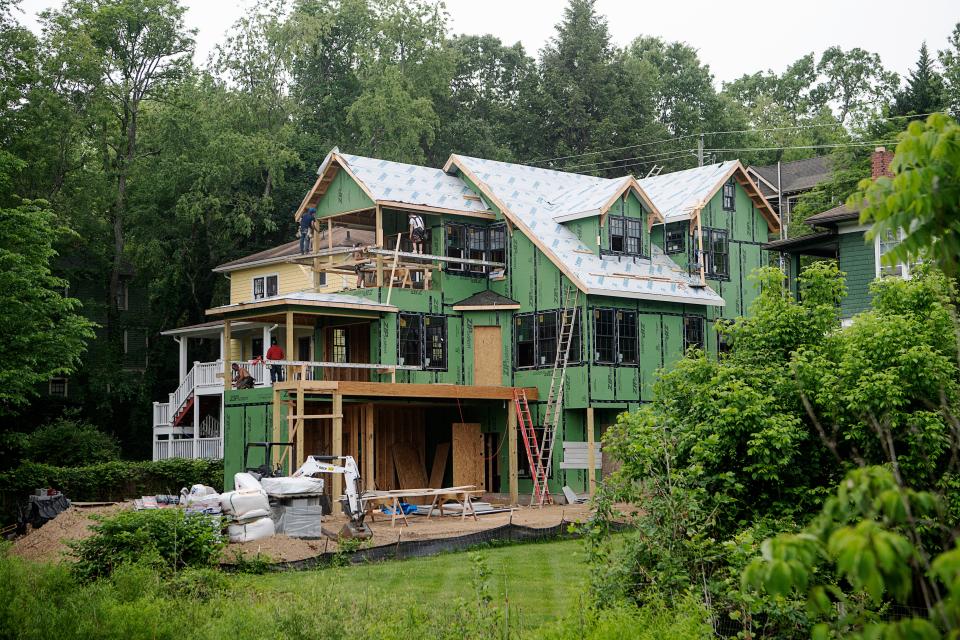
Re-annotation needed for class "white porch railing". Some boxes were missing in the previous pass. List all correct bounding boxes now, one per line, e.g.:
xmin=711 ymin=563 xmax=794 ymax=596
xmin=153 ymin=437 xmax=222 ymax=461
xmin=168 ymin=363 xmax=196 ymax=418
xmin=195 ymin=360 xmax=223 ymax=388
xmin=153 ymin=402 xmax=171 ymax=427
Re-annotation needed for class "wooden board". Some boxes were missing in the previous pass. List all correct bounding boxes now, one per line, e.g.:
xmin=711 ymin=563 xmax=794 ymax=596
xmin=392 ymin=443 xmax=428 ymax=489
xmin=274 ymin=380 xmax=538 ymax=401
xmin=473 ymin=326 xmax=502 ymax=386
xmin=452 ymin=423 xmax=484 ymax=490
xmin=429 ymin=442 xmax=450 ymax=488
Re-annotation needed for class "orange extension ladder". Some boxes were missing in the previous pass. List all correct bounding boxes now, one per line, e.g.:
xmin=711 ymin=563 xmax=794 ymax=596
xmin=513 ymin=388 xmax=551 ymax=506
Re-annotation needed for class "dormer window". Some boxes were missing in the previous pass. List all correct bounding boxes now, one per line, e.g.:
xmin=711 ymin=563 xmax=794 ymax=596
xmin=665 ymin=223 xmax=686 ymax=254
xmin=253 ymin=274 xmax=279 ymax=300
xmin=607 ymin=216 xmax=644 ymax=257
xmin=722 ymin=178 xmax=736 ymax=211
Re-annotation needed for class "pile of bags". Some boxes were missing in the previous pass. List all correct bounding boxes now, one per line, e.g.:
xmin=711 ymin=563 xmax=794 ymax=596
xmin=220 ymin=473 xmax=275 ymax=543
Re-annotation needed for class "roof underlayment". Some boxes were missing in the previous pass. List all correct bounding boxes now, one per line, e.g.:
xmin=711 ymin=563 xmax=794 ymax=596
xmin=311 ymin=150 xmax=749 ymax=306
xmin=638 ymin=160 xmax=740 ymax=224
xmin=449 ymin=155 xmax=724 ymax=306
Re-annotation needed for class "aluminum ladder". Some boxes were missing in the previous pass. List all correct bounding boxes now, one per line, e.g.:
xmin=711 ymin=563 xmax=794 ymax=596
xmin=513 ymin=388 xmax=550 ymax=506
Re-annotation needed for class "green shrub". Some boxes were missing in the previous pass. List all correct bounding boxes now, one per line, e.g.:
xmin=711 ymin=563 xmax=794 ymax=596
xmin=0 ymin=457 xmax=223 ymax=504
xmin=24 ymin=416 xmax=121 ymax=467
xmin=70 ymin=509 xmax=226 ymax=581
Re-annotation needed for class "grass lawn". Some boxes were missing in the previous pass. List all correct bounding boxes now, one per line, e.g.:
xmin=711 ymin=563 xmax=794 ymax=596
xmin=244 ymin=539 xmax=590 ymax=626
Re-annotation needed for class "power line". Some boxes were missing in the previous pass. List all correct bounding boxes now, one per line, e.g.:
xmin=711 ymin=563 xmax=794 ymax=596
xmin=703 ymin=139 xmax=899 ymax=153
xmin=562 ymin=146 xmax=696 ymax=171
xmin=582 ymin=150 xmax=700 ymax=176
xmin=527 ymin=111 xmax=945 ymax=168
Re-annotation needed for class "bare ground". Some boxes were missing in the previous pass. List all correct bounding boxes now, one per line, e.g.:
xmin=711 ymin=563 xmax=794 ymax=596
xmin=9 ymin=501 xmax=595 ymax=565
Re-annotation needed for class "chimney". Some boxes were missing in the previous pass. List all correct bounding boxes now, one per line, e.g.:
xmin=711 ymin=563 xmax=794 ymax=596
xmin=871 ymin=146 xmax=894 ymax=179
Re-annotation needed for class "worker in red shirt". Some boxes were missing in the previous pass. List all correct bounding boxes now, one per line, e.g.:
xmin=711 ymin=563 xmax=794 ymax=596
xmin=266 ymin=338 xmax=285 ymax=383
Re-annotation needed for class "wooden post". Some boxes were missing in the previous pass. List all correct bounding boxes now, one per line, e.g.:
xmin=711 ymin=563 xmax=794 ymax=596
xmin=375 ymin=205 xmax=384 ymax=286
xmin=295 ymin=382 xmax=305 ymax=469
xmin=363 ymin=402 xmax=375 ymax=491
xmin=332 ymin=392 xmax=344 ymax=499
xmin=285 ymin=310 xmax=295 ymax=382
xmin=223 ymin=320 xmax=232 ymax=388
xmin=586 ymin=407 xmax=596 ymax=497
xmin=272 ymin=388 xmax=282 ymax=471
xmin=508 ymin=401 xmax=518 ymax=505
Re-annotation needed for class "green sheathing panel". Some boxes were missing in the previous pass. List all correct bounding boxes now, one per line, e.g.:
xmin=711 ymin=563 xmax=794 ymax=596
xmin=566 ymin=217 xmax=599 ymax=253
xmin=222 ymin=387 xmax=288 ymax=489
xmin=314 ymin=169 xmax=374 ymax=218
xmin=838 ymin=229 xmax=875 ymax=317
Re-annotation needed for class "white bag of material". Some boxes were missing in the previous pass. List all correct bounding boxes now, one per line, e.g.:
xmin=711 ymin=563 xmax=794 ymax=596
xmin=228 ymin=516 xmax=275 ymax=543
xmin=260 ymin=476 xmax=324 ymax=497
xmin=233 ymin=472 xmax=262 ymax=492
xmin=220 ymin=490 xmax=270 ymax=519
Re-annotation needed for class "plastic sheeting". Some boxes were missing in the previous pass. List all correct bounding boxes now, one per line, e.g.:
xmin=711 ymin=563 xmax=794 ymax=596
xmin=233 ymin=473 xmax=262 ymax=492
xmin=275 ymin=505 xmax=323 ymax=538
xmin=260 ymin=476 xmax=324 ymax=497
xmin=227 ymin=517 xmax=275 ymax=543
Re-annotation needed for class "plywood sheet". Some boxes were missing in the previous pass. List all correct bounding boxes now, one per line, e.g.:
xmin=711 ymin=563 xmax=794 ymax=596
xmin=429 ymin=442 xmax=450 ymax=488
xmin=392 ymin=443 xmax=427 ymax=489
xmin=473 ymin=326 xmax=502 ymax=386
xmin=452 ymin=423 xmax=484 ymax=489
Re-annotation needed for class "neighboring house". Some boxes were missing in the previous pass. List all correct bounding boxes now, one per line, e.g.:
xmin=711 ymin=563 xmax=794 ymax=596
xmin=747 ymin=156 xmax=833 ymax=230
xmin=41 ymin=256 xmax=149 ymax=408
xmin=762 ymin=147 xmax=899 ymax=321
xmin=153 ymin=148 xmax=779 ymax=504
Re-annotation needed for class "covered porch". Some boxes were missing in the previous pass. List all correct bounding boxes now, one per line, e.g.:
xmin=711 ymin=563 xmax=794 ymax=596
xmin=763 ymin=231 xmax=839 ymax=299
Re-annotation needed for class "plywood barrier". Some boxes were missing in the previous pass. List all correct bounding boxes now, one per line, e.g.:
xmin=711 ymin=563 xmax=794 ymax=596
xmin=452 ymin=423 xmax=484 ymax=490
xmin=429 ymin=442 xmax=450 ymax=488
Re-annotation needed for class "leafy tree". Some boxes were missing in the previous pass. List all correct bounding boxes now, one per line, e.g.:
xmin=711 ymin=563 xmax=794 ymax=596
xmin=938 ymin=23 xmax=960 ymax=116
xmin=0 ymin=153 xmax=94 ymax=414
xmin=816 ymin=46 xmax=899 ymax=126
xmin=24 ymin=414 xmax=120 ymax=466
xmin=892 ymin=42 xmax=946 ymax=118
xmin=853 ymin=113 xmax=960 ymax=278
xmin=41 ymin=0 xmax=195 ymax=318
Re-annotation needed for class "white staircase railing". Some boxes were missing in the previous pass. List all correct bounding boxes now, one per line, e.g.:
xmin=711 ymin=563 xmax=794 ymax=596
xmin=168 ymin=363 xmax=196 ymax=419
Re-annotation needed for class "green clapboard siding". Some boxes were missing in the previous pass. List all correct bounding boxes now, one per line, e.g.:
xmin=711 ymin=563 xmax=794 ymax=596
xmin=838 ymin=230 xmax=876 ymax=317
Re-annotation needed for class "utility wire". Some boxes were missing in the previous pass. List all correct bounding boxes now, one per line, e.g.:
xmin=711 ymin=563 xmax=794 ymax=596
xmin=562 ymin=146 xmax=696 ymax=171
xmin=527 ymin=111 xmax=944 ymax=168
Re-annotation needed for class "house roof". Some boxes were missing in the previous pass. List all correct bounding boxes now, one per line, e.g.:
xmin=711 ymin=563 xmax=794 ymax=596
xmin=452 ymin=290 xmax=521 ymax=310
xmin=804 ymin=203 xmax=861 ymax=227
xmin=446 ymin=154 xmax=725 ymax=306
xmin=638 ymin=161 xmax=739 ymax=223
xmin=314 ymin=148 xmax=493 ymax=217
xmin=206 ymin=291 xmax=397 ymax=317
xmin=214 ymin=228 xmax=375 ymax=273
xmin=749 ymin=156 xmax=834 ymax=196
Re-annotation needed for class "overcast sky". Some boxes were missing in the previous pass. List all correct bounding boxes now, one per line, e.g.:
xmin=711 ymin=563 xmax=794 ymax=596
xmin=16 ymin=0 xmax=959 ymax=85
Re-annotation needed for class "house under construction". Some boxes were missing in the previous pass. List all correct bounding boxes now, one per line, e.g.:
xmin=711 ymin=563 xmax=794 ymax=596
xmin=154 ymin=148 xmax=779 ymax=504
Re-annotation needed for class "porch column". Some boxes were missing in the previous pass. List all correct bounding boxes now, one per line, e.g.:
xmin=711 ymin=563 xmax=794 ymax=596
xmin=363 ymin=403 xmax=375 ymax=491
xmin=177 ymin=338 xmax=188 ymax=382
xmin=508 ymin=401 xmax=518 ymax=505
xmin=587 ymin=407 xmax=596 ymax=497
xmin=193 ymin=393 xmax=200 ymax=459
xmin=222 ymin=320 xmax=232 ymax=389
xmin=332 ymin=392 xmax=344 ymax=499
xmin=285 ymin=310 xmax=295 ymax=381
xmin=262 ymin=325 xmax=271 ymax=360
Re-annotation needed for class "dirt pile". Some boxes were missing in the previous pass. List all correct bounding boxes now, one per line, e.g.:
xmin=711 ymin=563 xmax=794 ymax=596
xmin=10 ymin=503 xmax=129 ymax=562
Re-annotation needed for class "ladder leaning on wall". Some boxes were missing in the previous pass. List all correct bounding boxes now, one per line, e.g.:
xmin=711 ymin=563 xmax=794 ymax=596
xmin=513 ymin=284 xmax=579 ymax=507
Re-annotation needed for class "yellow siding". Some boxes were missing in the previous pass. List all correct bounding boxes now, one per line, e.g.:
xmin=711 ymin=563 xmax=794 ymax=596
xmin=229 ymin=262 xmax=358 ymax=304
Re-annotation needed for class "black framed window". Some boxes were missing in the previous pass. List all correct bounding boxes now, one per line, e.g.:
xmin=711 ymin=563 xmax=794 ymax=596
xmin=606 ymin=216 xmax=646 ymax=257
xmin=665 ymin=223 xmax=685 ymax=254
xmin=515 ymin=314 xmax=536 ymax=369
xmin=593 ymin=308 xmax=616 ymax=364
xmin=266 ymin=275 xmax=278 ymax=297
xmin=717 ymin=320 xmax=733 ymax=357
xmin=424 ymin=315 xmax=447 ymax=370
xmin=398 ymin=313 xmax=446 ymax=370
xmin=445 ymin=222 xmax=507 ymax=276
xmin=684 ymin=315 xmax=705 ymax=352
xmin=704 ymin=228 xmax=729 ymax=280
xmin=722 ymin=178 xmax=735 ymax=211
xmin=446 ymin=225 xmax=466 ymax=272
xmin=398 ymin=313 xmax=423 ymax=367
xmin=253 ymin=277 xmax=264 ymax=300
xmin=514 ymin=309 xmax=581 ymax=370
xmin=251 ymin=337 xmax=264 ymax=359
xmin=332 ymin=328 xmax=348 ymax=363
xmin=617 ymin=310 xmax=638 ymax=364
xmin=538 ymin=311 xmax=558 ymax=367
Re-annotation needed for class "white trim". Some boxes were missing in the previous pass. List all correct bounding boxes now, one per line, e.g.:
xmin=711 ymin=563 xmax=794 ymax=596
xmin=252 ymin=272 xmax=280 ymax=301
xmin=874 ymin=228 xmax=912 ymax=279
xmin=585 ymin=286 xmax=725 ymax=307
xmin=837 ymin=223 xmax=871 ymax=234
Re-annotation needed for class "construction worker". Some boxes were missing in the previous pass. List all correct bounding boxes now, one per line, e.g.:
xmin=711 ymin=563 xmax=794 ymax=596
xmin=299 ymin=207 xmax=317 ymax=255
xmin=266 ymin=337 xmax=284 ymax=383
xmin=232 ymin=363 xmax=254 ymax=389
xmin=408 ymin=212 xmax=425 ymax=254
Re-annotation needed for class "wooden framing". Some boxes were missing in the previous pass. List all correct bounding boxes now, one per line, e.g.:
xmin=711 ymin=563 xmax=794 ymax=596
xmin=586 ymin=407 xmax=596 ymax=496
xmin=285 ymin=310 xmax=295 ymax=382
xmin=376 ymin=200 xmax=495 ymax=220
xmin=508 ymin=403 xmax=518 ymax=505
xmin=331 ymin=392 xmax=343 ymax=498
xmin=363 ymin=403 xmax=374 ymax=491
xmin=205 ymin=296 xmax=397 ymax=319
xmin=273 ymin=380 xmax=538 ymax=401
